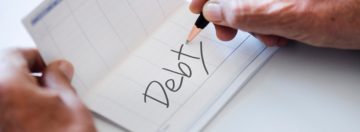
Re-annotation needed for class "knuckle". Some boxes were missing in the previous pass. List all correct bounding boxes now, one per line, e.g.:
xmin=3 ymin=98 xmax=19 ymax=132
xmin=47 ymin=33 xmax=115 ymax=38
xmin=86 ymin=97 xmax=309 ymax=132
xmin=226 ymin=1 xmax=253 ymax=28
xmin=43 ymin=90 xmax=64 ymax=103
xmin=0 ymin=79 xmax=18 ymax=96
xmin=47 ymin=90 xmax=61 ymax=98
xmin=229 ymin=3 xmax=244 ymax=21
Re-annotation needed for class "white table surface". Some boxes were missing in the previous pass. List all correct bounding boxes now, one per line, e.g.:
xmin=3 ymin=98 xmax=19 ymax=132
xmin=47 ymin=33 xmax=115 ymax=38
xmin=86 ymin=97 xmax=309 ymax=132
xmin=2 ymin=1 xmax=360 ymax=132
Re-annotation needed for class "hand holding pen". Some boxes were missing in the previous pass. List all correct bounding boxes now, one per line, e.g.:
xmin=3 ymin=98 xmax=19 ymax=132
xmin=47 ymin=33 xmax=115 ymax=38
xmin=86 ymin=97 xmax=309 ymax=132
xmin=188 ymin=0 xmax=288 ymax=47
xmin=189 ymin=0 xmax=360 ymax=49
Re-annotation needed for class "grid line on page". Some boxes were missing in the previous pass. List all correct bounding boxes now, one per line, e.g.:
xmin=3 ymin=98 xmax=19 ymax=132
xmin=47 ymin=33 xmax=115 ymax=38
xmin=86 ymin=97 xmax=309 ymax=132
xmin=94 ymin=0 xmax=131 ymax=52
xmin=158 ymin=35 xmax=251 ymax=127
xmin=64 ymin=0 xmax=111 ymax=70
xmin=41 ymin=16 xmax=89 ymax=92
xmin=124 ymin=0 xmax=150 ymax=36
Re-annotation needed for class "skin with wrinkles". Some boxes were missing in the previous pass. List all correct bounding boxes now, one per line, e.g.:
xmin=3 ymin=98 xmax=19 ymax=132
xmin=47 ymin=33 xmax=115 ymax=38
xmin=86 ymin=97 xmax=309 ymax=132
xmin=191 ymin=0 xmax=360 ymax=49
xmin=0 ymin=49 xmax=96 ymax=132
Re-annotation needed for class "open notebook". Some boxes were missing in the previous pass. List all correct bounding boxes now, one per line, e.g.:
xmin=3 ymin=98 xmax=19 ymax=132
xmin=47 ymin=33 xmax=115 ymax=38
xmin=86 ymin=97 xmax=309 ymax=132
xmin=23 ymin=0 xmax=278 ymax=131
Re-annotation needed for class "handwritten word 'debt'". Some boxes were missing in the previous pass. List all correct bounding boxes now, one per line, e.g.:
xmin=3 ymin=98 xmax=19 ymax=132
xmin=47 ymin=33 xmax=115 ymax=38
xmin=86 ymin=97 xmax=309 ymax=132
xmin=143 ymin=41 xmax=209 ymax=108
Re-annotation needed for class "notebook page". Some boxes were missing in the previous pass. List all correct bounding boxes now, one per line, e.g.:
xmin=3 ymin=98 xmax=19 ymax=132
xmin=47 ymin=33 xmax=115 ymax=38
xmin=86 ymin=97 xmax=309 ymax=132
xmin=23 ymin=0 xmax=278 ymax=131
xmin=23 ymin=0 xmax=184 ymax=96
xmin=85 ymin=4 xmax=277 ymax=132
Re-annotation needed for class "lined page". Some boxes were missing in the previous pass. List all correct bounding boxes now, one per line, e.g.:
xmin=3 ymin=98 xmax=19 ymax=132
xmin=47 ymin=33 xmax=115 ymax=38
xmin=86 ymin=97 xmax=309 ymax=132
xmin=23 ymin=0 xmax=184 ymax=96
xmin=23 ymin=0 xmax=278 ymax=131
xmin=85 ymin=4 xmax=274 ymax=132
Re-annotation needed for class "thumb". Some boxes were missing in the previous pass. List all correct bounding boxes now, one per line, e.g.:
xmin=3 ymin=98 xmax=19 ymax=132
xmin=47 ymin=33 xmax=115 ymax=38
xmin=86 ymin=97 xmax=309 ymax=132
xmin=43 ymin=60 xmax=76 ymax=94
xmin=202 ymin=0 xmax=295 ymax=35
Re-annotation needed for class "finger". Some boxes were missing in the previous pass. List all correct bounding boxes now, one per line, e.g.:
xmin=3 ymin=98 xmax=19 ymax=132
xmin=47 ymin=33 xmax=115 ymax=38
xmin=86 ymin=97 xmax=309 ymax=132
xmin=214 ymin=24 xmax=238 ymax=41
xmin=276 ymin=37 xmax=289 ymax=47
xmin=252 ymin=34 xmax=289 ymax=47
xmin=43 ymin=60 xmax=76 ymax=94
xmin=190 ymin=0 xmax=208 ymax=14
xmin=202 ymin=0 xmax=292 ymax=35
xmin=43 ymin=60 xmax=84 ymax=108
xmin=20 ymin=48 xmax=46 ymax=72
xmin=35 ymin=76 xmax=45 ymax=87
xmin=0 ymin=48 xmax=45 ymax=73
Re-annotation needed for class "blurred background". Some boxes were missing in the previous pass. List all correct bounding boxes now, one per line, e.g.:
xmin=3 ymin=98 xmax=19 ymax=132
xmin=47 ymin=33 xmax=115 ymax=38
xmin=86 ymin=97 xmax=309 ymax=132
xmin=0 ymin=0 xmax=42 ymax=48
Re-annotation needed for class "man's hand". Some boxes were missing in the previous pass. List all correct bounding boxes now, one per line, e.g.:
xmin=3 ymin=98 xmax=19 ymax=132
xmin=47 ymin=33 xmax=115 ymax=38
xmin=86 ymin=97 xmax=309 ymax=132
xmin=190 ymin=0 xmax=360 ymax=49
xmin=0 ymin=49 xmax=96 ymax=132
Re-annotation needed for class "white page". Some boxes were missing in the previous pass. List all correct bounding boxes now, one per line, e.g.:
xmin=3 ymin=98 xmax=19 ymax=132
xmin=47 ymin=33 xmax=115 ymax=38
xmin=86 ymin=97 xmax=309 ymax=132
xmin=23 ymin=0 xmax=278 ymax=131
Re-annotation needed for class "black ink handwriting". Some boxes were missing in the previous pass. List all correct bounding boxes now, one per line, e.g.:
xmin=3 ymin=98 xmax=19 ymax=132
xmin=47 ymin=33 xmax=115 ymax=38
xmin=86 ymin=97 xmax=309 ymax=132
xmin=143 ymin=41 xmax=209 ymax=108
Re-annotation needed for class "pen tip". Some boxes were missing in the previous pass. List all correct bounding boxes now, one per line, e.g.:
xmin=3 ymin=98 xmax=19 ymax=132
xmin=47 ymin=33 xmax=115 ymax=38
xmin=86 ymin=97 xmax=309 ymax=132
xmin=185 ymin=40 xmax=190 ymax=44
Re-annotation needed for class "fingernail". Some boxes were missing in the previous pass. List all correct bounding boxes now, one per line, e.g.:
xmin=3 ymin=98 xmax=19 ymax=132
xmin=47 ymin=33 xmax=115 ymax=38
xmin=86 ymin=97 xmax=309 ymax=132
xmin=58 ymin=61 xmax=74 ymax=80
xmin=203 ymin=2 xmax=223 ymax=22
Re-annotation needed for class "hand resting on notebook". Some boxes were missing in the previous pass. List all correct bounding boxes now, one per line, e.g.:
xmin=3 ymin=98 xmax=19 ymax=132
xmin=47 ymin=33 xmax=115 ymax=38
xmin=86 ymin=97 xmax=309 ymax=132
xmin=0 ymin=49 xmax=95 ymax=132
xmin=190 ymin=0 xmax=360 ymax=49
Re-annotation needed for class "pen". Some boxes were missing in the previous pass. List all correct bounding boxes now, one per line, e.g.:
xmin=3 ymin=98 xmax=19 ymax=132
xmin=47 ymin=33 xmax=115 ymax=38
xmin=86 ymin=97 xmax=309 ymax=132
xmin=186 ymin=12 xmax=209 ymax=44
